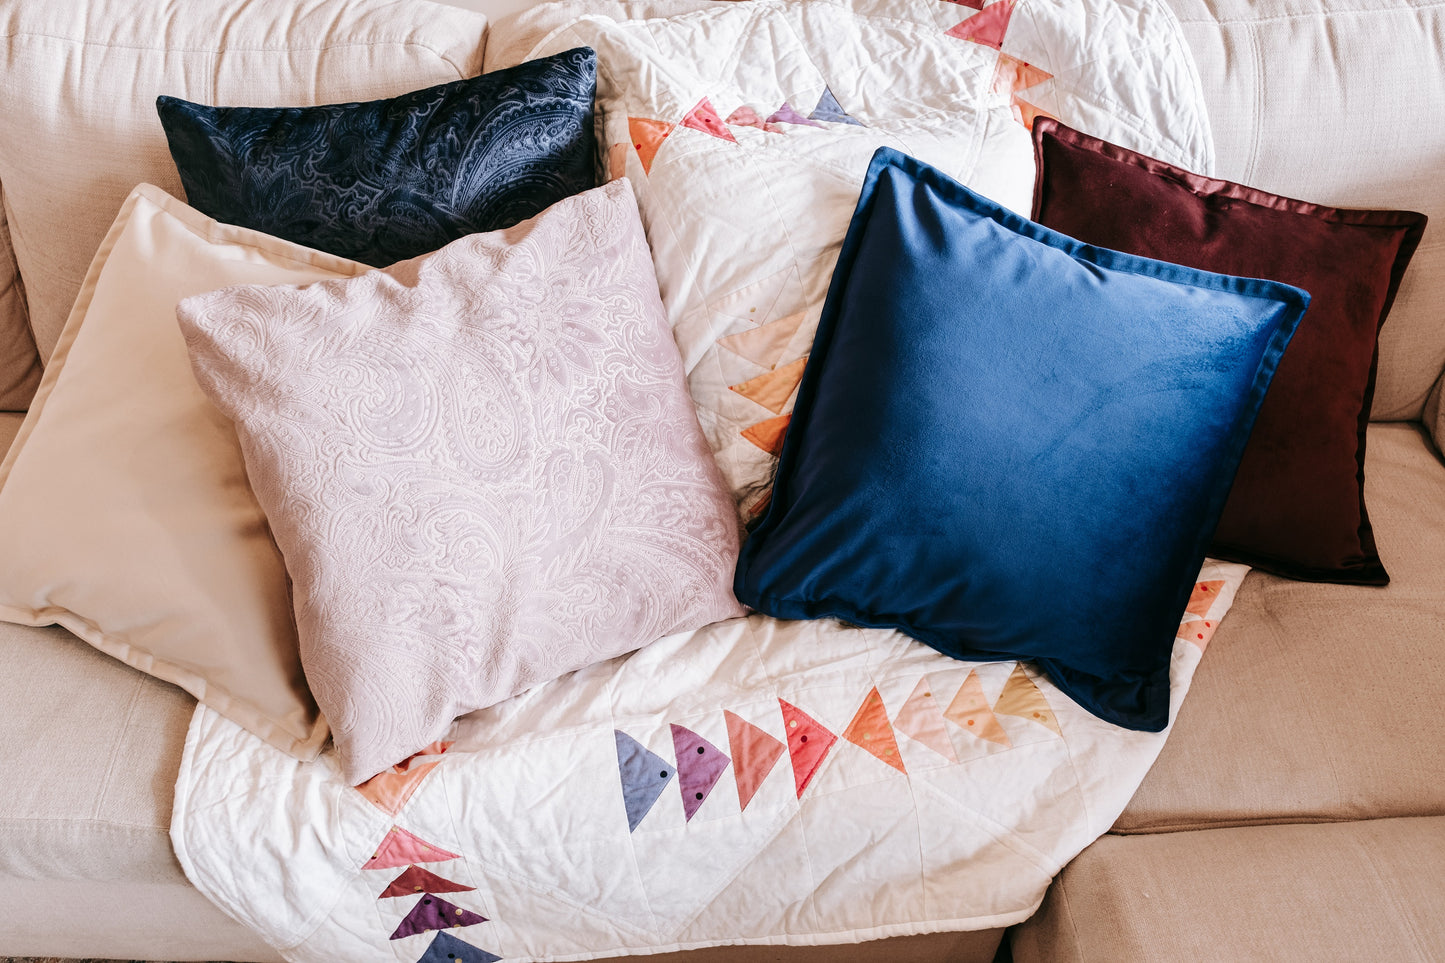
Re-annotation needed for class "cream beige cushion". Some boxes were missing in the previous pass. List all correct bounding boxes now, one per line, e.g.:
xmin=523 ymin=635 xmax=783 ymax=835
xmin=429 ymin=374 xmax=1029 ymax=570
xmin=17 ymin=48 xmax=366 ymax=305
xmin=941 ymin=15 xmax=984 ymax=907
xmin=0 ymin=196 xmax=40 ymax=411
xmin=0 ymin=0 xmax=486 ymax=366
xmin=1117 ymin=423 xmax=1445 ymax=831
xmin=0 ymin=185 xmax=374 ymax=758
xmin=1011 ymin=817 xmax=1445 ymax=962
xmin=1164 ymin=0 xmax=1445 ymax=429
xmin=0 ymin=619 xmax=280 ymax=961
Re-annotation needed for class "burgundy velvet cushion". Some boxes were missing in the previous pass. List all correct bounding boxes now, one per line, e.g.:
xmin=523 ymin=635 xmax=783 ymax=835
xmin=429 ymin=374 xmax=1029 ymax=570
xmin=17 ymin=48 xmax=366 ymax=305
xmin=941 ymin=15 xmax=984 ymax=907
xmin=1031 ymin=119 xmax=1427 ymax=585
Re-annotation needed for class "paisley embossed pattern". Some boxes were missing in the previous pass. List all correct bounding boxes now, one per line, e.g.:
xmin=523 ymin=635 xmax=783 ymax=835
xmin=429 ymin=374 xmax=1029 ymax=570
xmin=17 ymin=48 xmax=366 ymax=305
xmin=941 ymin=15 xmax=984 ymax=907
xmin=178 ymin=180 xmax=745 ymax=784
xmin=158 ymin=47 xmax=597 ymax=267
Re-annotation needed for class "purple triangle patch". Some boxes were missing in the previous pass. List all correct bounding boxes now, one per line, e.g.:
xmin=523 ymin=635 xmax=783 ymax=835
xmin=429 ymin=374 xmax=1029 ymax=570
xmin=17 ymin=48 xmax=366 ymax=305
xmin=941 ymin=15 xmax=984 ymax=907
xmin=670 ymin=723 xmax=731 ymax=821
xmin=389 ymin=894 xmax=488 ymax=940
xmin=766 ymin=102 xmax=824 ymax=129
xmin=809 ymin=87 xmax=864 ymax=126
xmin=414 ymin=930 xmax=501 ymax=962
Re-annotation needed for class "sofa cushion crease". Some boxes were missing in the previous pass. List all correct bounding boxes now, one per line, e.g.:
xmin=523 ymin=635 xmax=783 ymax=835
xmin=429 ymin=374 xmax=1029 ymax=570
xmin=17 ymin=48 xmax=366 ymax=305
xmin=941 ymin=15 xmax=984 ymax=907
xmin=1116 ymin=423 xmax=1445 ymax=832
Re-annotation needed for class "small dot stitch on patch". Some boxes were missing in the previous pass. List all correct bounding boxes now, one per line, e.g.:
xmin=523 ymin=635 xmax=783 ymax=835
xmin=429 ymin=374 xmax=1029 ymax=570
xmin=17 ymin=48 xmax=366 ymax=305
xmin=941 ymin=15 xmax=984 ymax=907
xmin=698 ymin=746 xmax=706 ymax=754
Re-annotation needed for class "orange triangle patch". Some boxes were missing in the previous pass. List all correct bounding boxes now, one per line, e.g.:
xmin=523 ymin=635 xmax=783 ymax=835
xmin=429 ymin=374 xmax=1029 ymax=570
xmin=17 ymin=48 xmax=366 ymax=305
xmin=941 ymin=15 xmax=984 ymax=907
xmin=944 ymin=670 xmax=1011 ymax=747
xmin=354 ymin=741 xmax=452 ymax=816
xmin=724 ymin=709 xmax=786 ymax=811
xmin=1010 ymin=94 xmax=1056 ymax=132
xmin=779 ymin=699 xmax=837 ymax=798
xmin=1185 ymin=579 xmax=1226 ymax=617
xmin=362 ymin=826 xmax=460 ymax=870
xmin=682 ymin=97 xmax=737 ymax=143
xmin=628 ymin=116 xmax=675 ymax=175
xmin=1177 ymin=617 xmax=1219 ymax=651
xmin=842 ymin=686 xmax=907 ymax=774
xmin=729 ymin=356 xmax=808 ymax=414
xmin=994 ymin=663 xmax=1062 ymax=736
xmin=992 ymin=54 xmax=1053 ymax=95
xmin=741 ymin=414 xmax=791 ymax=457
xmin=945 ymin=0 xmax=1018 ymax=50
xmin=718 ymin=310 xmax=808 ymax=368
xmin=892 ymin=675 xmax=958 ymax=762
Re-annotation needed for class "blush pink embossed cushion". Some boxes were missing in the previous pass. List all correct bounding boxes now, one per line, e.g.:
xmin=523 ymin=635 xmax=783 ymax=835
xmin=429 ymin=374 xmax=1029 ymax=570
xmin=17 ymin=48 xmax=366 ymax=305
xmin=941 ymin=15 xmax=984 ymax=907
xmin=178 ymin=179 xmax=745 ymax=783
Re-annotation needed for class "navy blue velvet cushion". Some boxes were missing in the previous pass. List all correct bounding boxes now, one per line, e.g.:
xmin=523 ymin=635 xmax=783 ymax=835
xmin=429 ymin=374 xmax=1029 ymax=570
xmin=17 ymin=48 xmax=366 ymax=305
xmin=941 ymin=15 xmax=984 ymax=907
xmin=734 ymin=148 xmax=1310 ymax=731
xmin=157 ymin=47 xmax=597 ymax=267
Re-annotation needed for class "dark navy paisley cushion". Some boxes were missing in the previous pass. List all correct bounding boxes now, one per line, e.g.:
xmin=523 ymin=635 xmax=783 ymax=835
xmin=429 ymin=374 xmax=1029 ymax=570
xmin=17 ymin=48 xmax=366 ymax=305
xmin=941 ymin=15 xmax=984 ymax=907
xmin=157 ymin=47 xmax=597 ymax=266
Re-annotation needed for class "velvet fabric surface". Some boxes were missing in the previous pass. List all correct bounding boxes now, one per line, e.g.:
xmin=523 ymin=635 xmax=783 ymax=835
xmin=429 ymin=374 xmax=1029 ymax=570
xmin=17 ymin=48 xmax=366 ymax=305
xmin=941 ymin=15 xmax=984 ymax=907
xmin=1032 ymin=119 xmax=1427 ymax=585
xmin=157 ymin=47 xmax=596 ymax=268
xmin=734 ymin=148 xmax=1309 ymax=731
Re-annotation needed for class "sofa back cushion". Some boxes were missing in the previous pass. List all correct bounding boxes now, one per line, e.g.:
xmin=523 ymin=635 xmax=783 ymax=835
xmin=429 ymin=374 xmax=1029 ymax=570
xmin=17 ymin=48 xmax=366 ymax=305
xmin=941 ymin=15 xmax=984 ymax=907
xmin=1164 ymin=0 xmax=1444 ymax=445
xmin=0 ymin=0 xmax=487 ymax=368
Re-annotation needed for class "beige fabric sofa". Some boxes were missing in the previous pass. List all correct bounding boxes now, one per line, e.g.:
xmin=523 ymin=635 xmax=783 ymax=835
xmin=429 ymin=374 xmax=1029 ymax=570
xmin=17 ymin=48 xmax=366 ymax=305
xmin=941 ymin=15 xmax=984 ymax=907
xmin=1012 ymin=0 xmax=1445 ymax=957
xmin=0 ymin=0 xmax=1442 ymax=960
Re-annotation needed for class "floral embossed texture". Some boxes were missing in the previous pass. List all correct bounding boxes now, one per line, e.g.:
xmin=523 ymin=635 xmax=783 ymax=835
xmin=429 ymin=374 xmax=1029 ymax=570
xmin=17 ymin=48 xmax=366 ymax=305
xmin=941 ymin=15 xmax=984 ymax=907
xmin=178 ymin=179 xmax=745 ymax=784
xmin=157 ymin=47 xmax=597 ymax=267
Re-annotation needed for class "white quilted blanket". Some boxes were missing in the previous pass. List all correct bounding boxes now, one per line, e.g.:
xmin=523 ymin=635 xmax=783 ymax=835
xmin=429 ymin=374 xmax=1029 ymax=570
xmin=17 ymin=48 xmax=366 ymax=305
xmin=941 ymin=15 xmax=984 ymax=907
xmin=173 ymin=1 xmax=1226 ymax=960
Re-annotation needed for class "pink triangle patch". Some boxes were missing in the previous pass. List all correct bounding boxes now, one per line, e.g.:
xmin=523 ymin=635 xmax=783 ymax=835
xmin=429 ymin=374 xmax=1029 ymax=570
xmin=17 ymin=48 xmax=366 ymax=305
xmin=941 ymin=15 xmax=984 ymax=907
xmin=1177 ymin=617 xmax=1218 ymax=651
xmin=945 ymin=0 xmax=1018 ymax=50
xmin=362 ymin=826 xmax=460 ymax=870
xmin=682 ymin=97 xmax=738 ymax=143
xmin=779 ymin=699 xmax=837 ymax=798
xmin=892 ymin=675 xmax=959 ymax=762
xmin=1010 ymin=94 xmax=1056 ymax=132
xmin=724 ymin=709 xmax=785 ymax=811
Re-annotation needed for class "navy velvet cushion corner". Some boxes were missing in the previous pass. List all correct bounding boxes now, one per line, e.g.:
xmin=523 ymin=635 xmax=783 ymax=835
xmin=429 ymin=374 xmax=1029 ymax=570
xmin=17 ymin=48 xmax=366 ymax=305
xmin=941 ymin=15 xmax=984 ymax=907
xmin=157 ymin=47 xmax=597 ymax=267
xmin=733 ymin=148 xmax=1310 ymax=731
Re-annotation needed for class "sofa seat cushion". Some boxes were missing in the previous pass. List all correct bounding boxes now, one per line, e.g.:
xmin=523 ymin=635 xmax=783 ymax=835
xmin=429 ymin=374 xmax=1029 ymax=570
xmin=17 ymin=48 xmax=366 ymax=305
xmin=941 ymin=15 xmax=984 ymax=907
xmin=1010 ymin=817 xmax=1445 ymax=962
xmin=1117 ymin=423 xmax=1445 ymax=831
xmin=0 ymin=619 xmax=195 ymax=881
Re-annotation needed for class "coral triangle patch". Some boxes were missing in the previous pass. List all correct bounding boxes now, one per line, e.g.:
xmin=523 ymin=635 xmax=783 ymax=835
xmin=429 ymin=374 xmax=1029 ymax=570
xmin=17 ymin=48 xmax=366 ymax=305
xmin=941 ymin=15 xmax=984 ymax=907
xmin=1185 ymin=580 xmax=1226 ymax=617
xmin=809 ymin=87 xmax=864 ymax=126
xmin=741 ymin=413 xmax=791 ymax=457
xmin=766 ymin=102 xmax=824 ymax=129
xmin=726 ymin=105 xmax=778 ymax=132
xmin=1011 ymin=94 xmax=1056 ymax=131
xmin=1177 ymin=617 xmax=1218 ymax=651
xmin=944 ymin=670 xmax=1011 ymax=747
xmin=892 ymin=675 xmax=959 ymax=762
xmin=615 ymin=730 xmax=676 ymax=832
xmin=628 ymin=116 xmax=675 ymax=174
xmin=670 ymin=723 xmax=731 ymax=821
xmin=779 ymin=699 xmax=837 ymax=797
xmin=729 ymin=356 xmax=808 ymax=414
xmin=355 ymin=741 xmax=452 ymax=816
xmin=364 ymin=827 xmax=461 ymax=870
xmin=389 ymin=894 xmax=488 ymax=940
xmin=414 ymin=931 xmax=502 ymax=963
xmin=380 ymin=865 xmax=476 ymax=900
xmin=682 ymin=97 xmax=737 ymax=143
xmin=718 ymin=310 xmax=808 ymax=368
xmin=724 ymin=709 xmax=786 ymax=811
xmin=992 ymin=54 xmax=1053 ymax=95
xmin=946 ymin=0 xmax=1018 ymax=50
xmin=994 ymin=663 xmax=1062 ymax=736
xmin=842 ymin=686 xmax=907 ymax=774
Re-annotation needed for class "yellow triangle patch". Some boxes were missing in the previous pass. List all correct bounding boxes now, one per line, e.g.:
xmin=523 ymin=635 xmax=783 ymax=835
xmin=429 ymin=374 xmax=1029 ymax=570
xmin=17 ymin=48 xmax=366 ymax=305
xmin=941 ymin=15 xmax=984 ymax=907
xmin=993 ymin=663 xmax=1062 ymax=736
